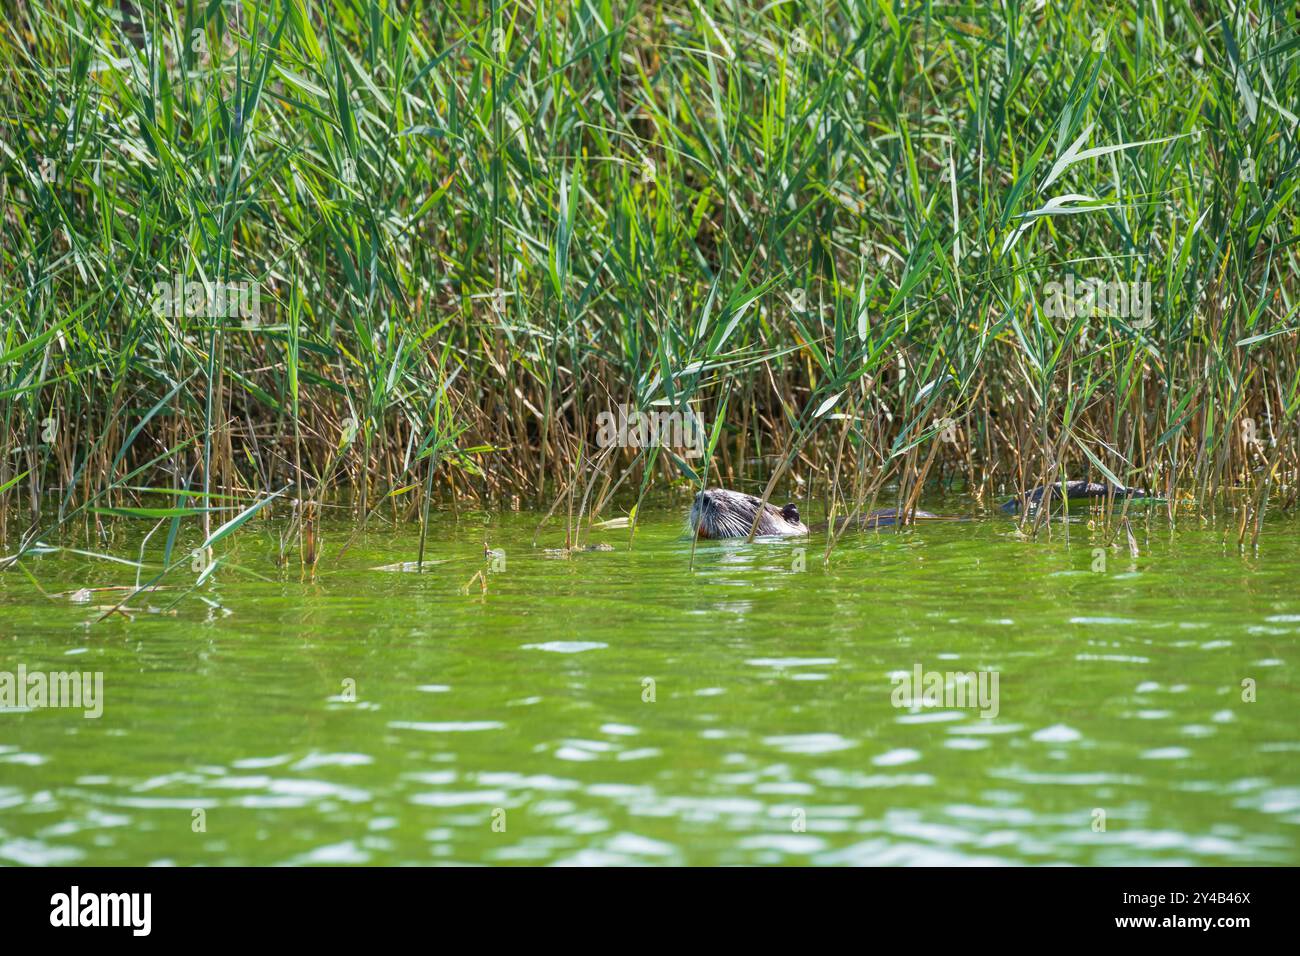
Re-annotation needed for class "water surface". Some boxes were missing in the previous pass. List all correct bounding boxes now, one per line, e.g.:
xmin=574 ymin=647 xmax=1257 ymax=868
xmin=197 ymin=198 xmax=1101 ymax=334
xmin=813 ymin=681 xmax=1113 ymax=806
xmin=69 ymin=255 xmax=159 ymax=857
xmin=2 ymin=494 xmax=1297 ymax=865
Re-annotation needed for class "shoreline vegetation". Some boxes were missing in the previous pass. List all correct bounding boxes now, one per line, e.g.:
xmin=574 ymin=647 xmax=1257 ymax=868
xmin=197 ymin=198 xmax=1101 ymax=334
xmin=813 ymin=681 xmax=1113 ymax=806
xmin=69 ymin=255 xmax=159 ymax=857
xmin=1 ymin=1 xmax=1298 ymax=573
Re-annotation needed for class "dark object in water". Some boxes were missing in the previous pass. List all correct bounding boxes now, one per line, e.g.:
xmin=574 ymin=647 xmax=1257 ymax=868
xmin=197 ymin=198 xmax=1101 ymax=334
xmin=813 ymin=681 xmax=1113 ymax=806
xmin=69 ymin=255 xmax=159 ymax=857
xmin=688 ymin=489 xmax=810 ymax=539
xmin=690 ymin=481 xmax=1149 ymax=539
xmin=821 ymin=507 xmax=942 ymax=531
xmin=998 ymin=480 xmax=1149 ymax=514
xmin=688 ymin=489 xmax=940 ymax=539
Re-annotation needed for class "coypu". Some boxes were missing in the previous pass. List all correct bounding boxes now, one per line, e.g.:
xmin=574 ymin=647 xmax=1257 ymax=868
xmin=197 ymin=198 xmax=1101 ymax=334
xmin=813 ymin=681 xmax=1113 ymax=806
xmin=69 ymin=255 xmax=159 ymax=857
xmin=998 ymin=479 xmax=1148 ymax=513
xmin=689 ymin=482 xmax=1149 ymax=540
xmin=689 ymin=489 xmax=812 ymax=538
xmin=688 ymin=489 xmax=941 ymax=539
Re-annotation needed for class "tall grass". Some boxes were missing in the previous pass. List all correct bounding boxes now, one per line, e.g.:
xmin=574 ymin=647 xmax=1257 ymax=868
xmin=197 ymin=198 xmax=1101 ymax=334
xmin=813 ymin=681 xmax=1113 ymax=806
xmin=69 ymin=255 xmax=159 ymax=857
xmin=1 ymin=0 xmax=1297 ymax=564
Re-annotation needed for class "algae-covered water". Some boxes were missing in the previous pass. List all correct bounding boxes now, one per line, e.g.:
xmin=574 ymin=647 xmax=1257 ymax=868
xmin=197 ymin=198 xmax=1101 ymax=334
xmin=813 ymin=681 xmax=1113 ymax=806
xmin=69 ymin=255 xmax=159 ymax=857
xmin=2 ymin=495 xmax=1298 ymax=865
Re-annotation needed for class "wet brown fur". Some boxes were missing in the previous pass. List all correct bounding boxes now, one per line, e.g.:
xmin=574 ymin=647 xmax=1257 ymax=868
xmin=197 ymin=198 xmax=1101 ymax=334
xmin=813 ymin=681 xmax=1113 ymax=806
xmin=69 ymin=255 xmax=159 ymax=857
xmin=690 ymin=482 xmax=1149 ymax=539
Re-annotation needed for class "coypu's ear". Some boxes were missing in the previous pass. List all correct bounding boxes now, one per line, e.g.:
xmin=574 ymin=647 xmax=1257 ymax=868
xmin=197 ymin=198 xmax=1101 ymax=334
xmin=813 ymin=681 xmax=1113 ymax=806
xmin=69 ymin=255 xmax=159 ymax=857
xmin=780 ymin=503 xmax=800 ymax=523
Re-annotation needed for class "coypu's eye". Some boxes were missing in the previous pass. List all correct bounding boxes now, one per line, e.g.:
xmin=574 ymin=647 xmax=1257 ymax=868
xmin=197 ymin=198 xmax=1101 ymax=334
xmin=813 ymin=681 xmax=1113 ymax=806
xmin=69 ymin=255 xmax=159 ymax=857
xmin=780 ymin=503 xmax=800 ymax=523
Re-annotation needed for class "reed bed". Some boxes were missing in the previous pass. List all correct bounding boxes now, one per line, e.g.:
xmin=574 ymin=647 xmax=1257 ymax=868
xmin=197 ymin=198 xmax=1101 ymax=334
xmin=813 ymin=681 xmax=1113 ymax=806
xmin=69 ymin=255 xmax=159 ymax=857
xmin=1 ymin=0 xmax=1297 ymax=569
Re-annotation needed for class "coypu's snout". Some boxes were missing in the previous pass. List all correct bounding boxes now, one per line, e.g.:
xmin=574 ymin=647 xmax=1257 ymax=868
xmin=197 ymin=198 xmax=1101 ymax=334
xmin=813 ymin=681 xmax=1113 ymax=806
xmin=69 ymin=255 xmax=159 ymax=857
xmin=688 ymin=489 xmax=721 ymax=539
xmin=689 ymin=488 xmax=809 ymax=539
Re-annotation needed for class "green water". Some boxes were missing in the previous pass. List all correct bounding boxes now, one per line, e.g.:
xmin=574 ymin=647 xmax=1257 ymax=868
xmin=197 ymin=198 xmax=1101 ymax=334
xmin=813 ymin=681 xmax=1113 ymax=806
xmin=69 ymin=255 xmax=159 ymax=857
xmin=2 ymin=494 xmax=1298 ymax=866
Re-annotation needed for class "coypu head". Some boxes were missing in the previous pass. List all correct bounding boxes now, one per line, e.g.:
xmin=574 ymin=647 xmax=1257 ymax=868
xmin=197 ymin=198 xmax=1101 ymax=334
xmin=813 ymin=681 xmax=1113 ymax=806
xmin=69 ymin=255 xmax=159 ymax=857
xmin=689 ymin=488 xmax=810 ymax=539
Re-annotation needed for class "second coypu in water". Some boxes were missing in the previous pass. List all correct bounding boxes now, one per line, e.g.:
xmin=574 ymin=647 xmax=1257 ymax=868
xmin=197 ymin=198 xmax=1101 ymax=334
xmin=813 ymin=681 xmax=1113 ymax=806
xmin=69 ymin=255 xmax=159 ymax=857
xmin=689 ymin=481 xmax=1149 ymax=540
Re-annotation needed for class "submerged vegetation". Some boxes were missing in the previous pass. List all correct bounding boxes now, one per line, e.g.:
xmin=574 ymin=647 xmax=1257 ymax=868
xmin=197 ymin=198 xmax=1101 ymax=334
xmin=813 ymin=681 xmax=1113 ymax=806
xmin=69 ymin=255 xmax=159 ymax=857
xmin=1 ymin=1 xmax=1297 ymax=569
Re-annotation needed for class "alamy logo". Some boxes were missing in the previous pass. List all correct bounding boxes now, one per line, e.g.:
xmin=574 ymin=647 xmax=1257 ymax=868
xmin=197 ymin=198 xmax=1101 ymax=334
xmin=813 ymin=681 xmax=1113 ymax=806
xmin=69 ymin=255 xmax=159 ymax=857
xmin=1042 ymin=276 xmax=1152 ymax=328
xmin=50 ymin=886 xmax=151 ymax=936
xmin=0 ymin=666 xmax=103 ymax=718
xmin=890 ymin=663 xmax=999 ymax=718
xmin=595 ymin=404 xmax=705 ymax=458
xmin=150 ymin=273 xmax=261 ymax=324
